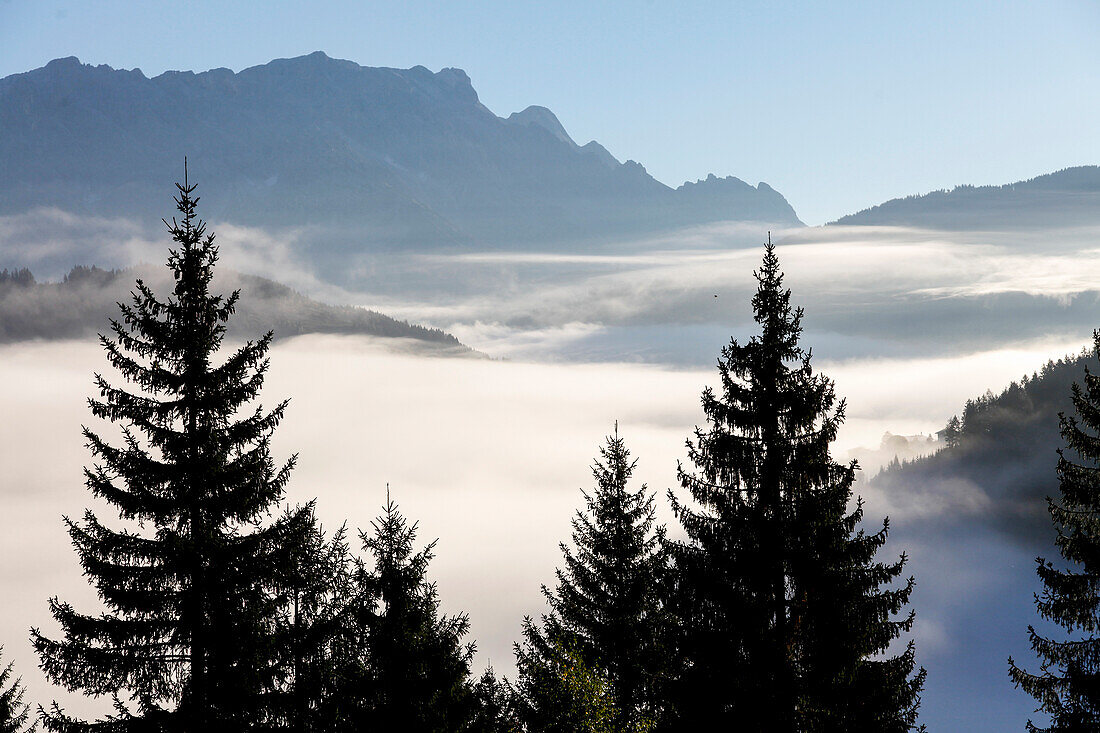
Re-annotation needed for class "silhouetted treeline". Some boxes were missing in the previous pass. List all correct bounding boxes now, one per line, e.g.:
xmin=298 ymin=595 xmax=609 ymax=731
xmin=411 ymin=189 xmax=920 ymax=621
xmin=0 ymin=268 xmax=36 ymax=288
xmin=1007 ymin=331 xmax=1100 ymax=729
xmin=15 ymin=181 xmax=926 ymax=731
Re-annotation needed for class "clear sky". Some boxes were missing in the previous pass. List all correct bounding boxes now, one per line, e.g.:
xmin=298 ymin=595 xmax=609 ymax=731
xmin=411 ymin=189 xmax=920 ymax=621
xmin=2 ymin=0 xmax=1099 ymax=224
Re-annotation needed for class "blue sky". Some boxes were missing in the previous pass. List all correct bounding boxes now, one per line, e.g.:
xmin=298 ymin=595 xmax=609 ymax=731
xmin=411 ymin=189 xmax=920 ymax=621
xmin=2 ymin=0 xmax=1099 ymax=224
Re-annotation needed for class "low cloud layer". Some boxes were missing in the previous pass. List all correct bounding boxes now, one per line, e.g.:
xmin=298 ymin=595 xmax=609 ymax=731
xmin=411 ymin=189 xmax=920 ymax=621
xmin=0 ymin=208 xmax=351 ymax=302
xmin=3 ymin=210 xmax=1095 ymax=729
xmin=7 ymin=211 xmax=1100 ymax=365
xmin=0 ymin=334 xmax=1082 ymax=726
xmin=378 ymin=226 xmax=1100 ymax=362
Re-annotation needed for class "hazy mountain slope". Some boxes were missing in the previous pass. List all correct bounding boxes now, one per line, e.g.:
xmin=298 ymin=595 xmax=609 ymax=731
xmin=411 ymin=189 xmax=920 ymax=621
xmin=0 ymin=266 xmax=471 ymax=354
xmin=0 ymin=53 xmax=801 ymax=258
xmin=871 ymin=351 xmax=1091 ymax=545
xmin=833 ymin=166 xmax=1100 ymax=229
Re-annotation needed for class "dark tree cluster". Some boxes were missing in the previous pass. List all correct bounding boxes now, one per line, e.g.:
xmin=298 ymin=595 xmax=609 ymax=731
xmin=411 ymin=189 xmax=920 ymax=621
xmin=11 ymin=179 xmax=930 ymax=732
xmin=660 ymin=243 xmax=924 ymax=733
xmin=1010 ymin=334 xmax=1100 ymax=731
xmin=0 ymin=263 xmax=468 ymax=346
xmin=511 ymin=244 xmax=925 ymax=733
xmin=873 ymin=351 xmax=1095 ymax=544
xmin=21 ymin=178 xmax=494 ymax=733
xmin=0 ymin=269 xmax=35 ymax=288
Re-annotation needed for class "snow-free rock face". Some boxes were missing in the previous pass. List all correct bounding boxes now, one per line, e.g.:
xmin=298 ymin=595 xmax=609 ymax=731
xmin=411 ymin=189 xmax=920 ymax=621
xmin=0 ymin=52 xmax=802 ymax=260
xmin=675 ymin=174 xmax=800 ymax=223
xmin=507 ymin=105 xmax=576 ymax=145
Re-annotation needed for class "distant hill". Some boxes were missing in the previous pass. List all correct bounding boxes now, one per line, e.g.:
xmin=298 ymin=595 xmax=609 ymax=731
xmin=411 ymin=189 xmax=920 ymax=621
xmin=871 ymin=350 xmax=1092 ymax=545
xmin=0 ymin=265 xmax=471 ymax=354
xmin=833 ymin=166 xmax=1100 ymax=229
xmin=0 ymin=53 xmax=801 ymax=267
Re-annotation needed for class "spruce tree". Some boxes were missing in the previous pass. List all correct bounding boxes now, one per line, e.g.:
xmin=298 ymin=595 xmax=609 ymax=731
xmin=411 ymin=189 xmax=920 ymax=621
xmin=272 ymin=510 xmax=356 ymax=732
xmin=467 ymin=667 xmax=520 ymax=733
xmin=943 ymin=415 xmax=962 ymax=448
xmin=1009 ymin=331 xmax=1100 ymax=731
xmin=337 ymin=493 xmax=476 ymax=732
xmin=0 ymin=647 xmax=35 ymax=733
xmin=516 ymin=427 xmax=666 ymax=732
xmin=666 ymin=240 xmax=925 ymax=732
xmin=513 ymin=633 xmax=621 ymax=733
xmin=32 ymin=171 xmax=310 ymax=731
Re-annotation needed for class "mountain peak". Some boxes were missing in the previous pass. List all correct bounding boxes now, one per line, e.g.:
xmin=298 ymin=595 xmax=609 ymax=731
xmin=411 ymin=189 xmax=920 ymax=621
xmin=258 ymin=50 xmax=360 ymax=73
xmin=282 ymin=50 xmax=335 ymax=65
xmin=580 ymin=140 xmax=619 ymax=168
xmin=673 ymin=174 xmax=803 ymax=225
xmin=506 ymin=105 xmax=576 ymax=146
xmin=45 ymin=56 xmax=82 ymax=71
xmin=28 ymin=55 xmax=147 ymax=82
xmin=678 ymin=174 xmax=752 ymax=192
xmin=436 ymin=67 xmax=472 ymax=86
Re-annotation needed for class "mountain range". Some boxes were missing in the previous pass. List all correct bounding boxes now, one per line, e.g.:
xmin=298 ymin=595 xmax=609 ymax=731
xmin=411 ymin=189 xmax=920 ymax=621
xmin=0 ymin=52 xmax=801 ymax=261
xmin=4 ymin=53 xmax=1100 ymax=349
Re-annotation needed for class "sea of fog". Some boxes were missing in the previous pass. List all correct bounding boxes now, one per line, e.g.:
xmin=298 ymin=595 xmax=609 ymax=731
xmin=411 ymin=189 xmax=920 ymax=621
xmin=3 ymin=214 xmax=1099 ymax=728
xmin=0 ymin=334 xmax=1081 ymax=727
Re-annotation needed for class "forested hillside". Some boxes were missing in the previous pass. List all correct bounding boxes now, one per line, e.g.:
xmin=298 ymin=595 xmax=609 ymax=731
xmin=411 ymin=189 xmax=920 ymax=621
xmin=833 ymin=166 xmax=1100 ymax=230
xmin=872 ymin=349 xmax=1091 ymax=544
xmin=0 ymin=266 xmax=469 ymax=352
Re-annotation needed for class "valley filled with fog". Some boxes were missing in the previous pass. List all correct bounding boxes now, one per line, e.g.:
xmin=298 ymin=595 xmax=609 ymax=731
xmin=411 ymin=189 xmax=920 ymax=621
xmin=2 ymin=210 xmax=1097 ymax=729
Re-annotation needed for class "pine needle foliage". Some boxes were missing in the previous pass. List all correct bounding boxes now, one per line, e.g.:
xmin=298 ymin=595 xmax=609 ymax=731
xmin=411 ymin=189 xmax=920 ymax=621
xmin=31 ymin=172 xmax=310 ymax=731
xmin=666 ymin=241 xmax=925 ymax=732
xmin=1010 ymin=331 xmax=1100 ymax=732
xmin=0 ymin=647 xmax=36 ymax=733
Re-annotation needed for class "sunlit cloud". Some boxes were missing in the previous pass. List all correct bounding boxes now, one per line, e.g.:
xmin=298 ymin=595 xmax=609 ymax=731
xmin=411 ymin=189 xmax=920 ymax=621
xmin=443 ymin=321 xmax=608 ymax=360
xmin=8 ymin=211 xmax=1100 ymax=365
xmin=0 ymin=207 xmax=159 ymax=273
xmin=369 ymin=224 xmax=1100 ymax=361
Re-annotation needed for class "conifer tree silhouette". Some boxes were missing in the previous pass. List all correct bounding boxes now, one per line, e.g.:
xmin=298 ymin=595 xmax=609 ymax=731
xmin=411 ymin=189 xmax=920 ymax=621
xmin=666 ymin=239 xmax=925 ymax=732
xmin=1010 ymin=330 xmax=1100 ymax=731
xmin=271 ymin=510 xmax=355 ymax=731
xmin=0 ymin=647 xmax=36 ymax=733
xmin=337 ymin=491 xmax=476 ymax=732
xmin=513 ymin=635 xmax=621 ymax=733
xmin=32 ymin=168 xmax=311 ymax=731
xmin=467 ymin=666 xmax=520 ymax=733
xmin=516 ymin=426 xmax=666 ymax=731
